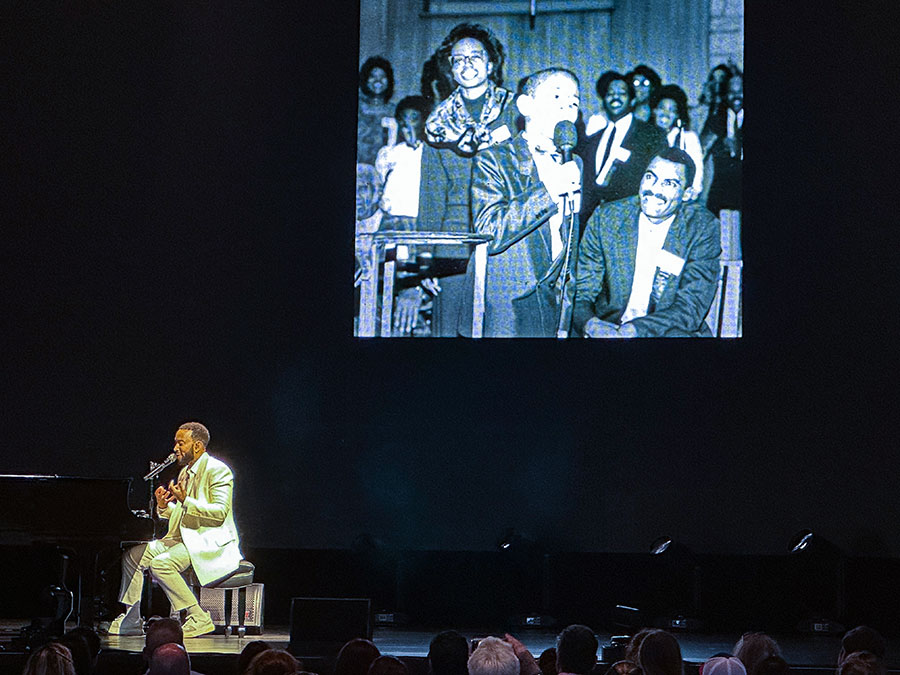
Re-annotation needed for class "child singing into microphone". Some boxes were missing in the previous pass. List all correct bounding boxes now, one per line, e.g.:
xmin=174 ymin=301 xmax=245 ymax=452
xmin=458 ymin=68 xmax=582 ymax=337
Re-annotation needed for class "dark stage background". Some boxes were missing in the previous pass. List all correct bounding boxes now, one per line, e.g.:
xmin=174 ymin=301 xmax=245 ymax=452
xmin=3 ymin=3 xmax=899 ymax=561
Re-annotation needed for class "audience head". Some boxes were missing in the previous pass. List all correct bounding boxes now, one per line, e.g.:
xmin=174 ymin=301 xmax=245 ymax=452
xmin=356 ymin=163 xmax=382 ymax=221
xmin=246 ymin=648 xmax=301 ymax=675
xmin=625 ymin=630 xmax=655 ymax=664
xmin=628 ymin=65 xmax=661 ymax=105
xmin=838 ymin=652 xmax=884 ymax=675
xmin=63 ymin=627 xmax=100 ymax=665
xmin=556 ymin=624 xmax=599 ymax=675
xmin=636 ymin=630 xmax=682 ymax=675
xmin=148 ymin=642 xmax=191 ymax=675
xmin=144 ymin=617 xmax=185 ymax=664
xmin=335 ymin=638 xmax=381 ymax=675
xmin=753 ymin=656 xmax=789 ymax=675
xmin=369 ymin=655 xmax=409 ymax=675
xmin=840 ymin=627 xmax=886 ymax=664
xmin=516 ymin=69 xmax=580 ymax=138
xmin=238 ymin=640 xmax=273 ymax=674
xmin=438 ymin=23 xmax=505 ymax=90
xmin=22 ymin=642 xmax=75 ymax=675
xmin=595 ymin=71 xmax=634 ymax=122
xmin=702 ymin=657 xmax=746 ymax=675
xmin=733 ymin=633 xmax=781 ymax=675
xmin=429 ymin=630 xmax=470 ymax=675
xmin=539 ymin=648 xmax=558 ymax=675
xmin=651 ymin=84 xmax=691 ymax=132
xmin=468 ymin=637 xmax=519 ymax=675
xmin=58 ymin=631 xmax=92 ymax=675
xmin=359 ymin=56 xmax=394 ymax=103
xmin=394 ymin=96 xmax=431 ymax=145
xmin=606 ymin=661 xmax=642 ymax=675
xmin=639 ymin=148 xmax=697 ymax=221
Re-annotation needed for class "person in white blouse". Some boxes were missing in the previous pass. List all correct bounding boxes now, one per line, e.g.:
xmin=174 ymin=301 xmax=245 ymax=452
xmin=650 ymin=84 xmax=704 ymax=200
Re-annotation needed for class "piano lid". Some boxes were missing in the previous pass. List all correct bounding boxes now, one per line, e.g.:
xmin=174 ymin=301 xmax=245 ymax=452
xmin=0 ymin=474 xmax=152 ymax=544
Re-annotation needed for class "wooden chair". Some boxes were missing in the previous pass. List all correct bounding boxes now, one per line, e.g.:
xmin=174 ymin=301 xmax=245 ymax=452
xmin=705 ymin=209 xmax=742 ymax=337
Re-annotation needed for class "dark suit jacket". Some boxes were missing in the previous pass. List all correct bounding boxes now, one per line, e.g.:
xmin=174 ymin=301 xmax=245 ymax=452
xmin=573 ymin=196 xmax=721 ymax=337
xmin=706 ymin=134 xmax=742 ymax=215
xmin=577 ymin=116 xmax=667 ymax=226
xmin=417 ymin=105 xmax=518 ymax=260
xmin=458 ymin=133 xmax=577 ymax=337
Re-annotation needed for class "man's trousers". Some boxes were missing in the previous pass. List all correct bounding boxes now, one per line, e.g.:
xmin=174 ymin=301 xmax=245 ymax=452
xmin=119 ymin=539 xmax=197 ymax=612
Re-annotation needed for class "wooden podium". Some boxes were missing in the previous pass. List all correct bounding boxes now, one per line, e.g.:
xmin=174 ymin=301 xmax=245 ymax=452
xmin=357 ymin=231 xmax=493 ymax=338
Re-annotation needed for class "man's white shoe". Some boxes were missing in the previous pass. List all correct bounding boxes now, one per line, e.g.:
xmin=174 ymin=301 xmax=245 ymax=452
xmin=106 ymin=613 xmax=144 ymax=636
xmin=182 ymin=611 xmax=216 ymax=638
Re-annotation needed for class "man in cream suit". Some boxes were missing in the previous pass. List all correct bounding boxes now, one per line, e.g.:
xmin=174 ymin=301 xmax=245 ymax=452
xmin=108 ymin=422 xmax=242 ymax=638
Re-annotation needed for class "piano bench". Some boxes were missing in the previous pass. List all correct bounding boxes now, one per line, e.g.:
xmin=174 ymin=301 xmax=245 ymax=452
xmin=187 ymin=560 xmax=256 ymax=638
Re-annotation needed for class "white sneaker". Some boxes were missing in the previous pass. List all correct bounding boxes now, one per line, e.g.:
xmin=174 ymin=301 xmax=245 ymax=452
xmin=106 ymin=612 xmax=144 ymax=636
xmin=182 ymin=611 xmax=215 ymax=638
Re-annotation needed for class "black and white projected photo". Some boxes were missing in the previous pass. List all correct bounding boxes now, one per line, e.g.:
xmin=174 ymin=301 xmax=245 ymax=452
xmin=354 ymin=0 xmax=743 ymax=338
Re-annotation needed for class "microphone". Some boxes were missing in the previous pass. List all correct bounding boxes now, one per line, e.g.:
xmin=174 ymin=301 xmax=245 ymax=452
xmin=551 ymin=120 xmax=582 ymax=199
xmin=553 ymin=120 xmax=577 ymax=164
xmin=143 ymin=452 xmax=177 ymax=481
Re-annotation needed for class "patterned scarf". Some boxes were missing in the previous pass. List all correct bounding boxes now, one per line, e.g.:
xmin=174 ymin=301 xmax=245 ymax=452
xmin=424 ymin=82 xmax=513 ymax=156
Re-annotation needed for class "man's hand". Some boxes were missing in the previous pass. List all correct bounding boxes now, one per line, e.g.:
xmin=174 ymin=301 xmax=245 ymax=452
xmin=542 ymin=159 xmax=581 ymax=198
xmin=583 ymin=317 xmax=621 ymax=338
xmin=421 ymin=277 xmax=442 ymax=295
xmin=617 ymin=322 xmax=638 ymax=338
xmin=503 ymin=634 xmax=540 ymax=675
xmin=155 ymin=485 xmax=175 ymax=510
xmin=168 ymin=478 xmax=188 ymax=504
xmin=394 ymin=287 xmax=424 ymax=334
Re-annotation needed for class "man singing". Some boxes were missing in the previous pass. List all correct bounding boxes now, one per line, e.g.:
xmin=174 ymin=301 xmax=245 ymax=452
xmin=458 ymin=68 xmax=582 ymax=337
xmin=107 ymin=422 xmax=242 ymax=638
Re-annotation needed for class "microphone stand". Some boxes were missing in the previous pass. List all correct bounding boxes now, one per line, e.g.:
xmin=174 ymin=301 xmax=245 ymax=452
xmin=556 ymin=188 xmax=579 ymax=338
xmin=143 ymin=455 xmax=176 ymax=538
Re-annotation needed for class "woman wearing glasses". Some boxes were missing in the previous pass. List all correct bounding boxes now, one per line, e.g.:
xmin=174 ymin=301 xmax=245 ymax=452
xmin=415 ymin=23 xmax=516 ymax=336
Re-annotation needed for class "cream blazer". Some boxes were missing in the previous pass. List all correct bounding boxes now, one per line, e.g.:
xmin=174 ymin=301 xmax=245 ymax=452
xmin=158 ymin=452 xmax=243 ymax=585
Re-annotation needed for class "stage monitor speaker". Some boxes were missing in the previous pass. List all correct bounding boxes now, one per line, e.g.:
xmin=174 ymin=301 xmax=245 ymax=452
xmin=289 ymin=597 xmax=371 ymax=657
xmin=197 ymin=583 xmax=264 ymax=635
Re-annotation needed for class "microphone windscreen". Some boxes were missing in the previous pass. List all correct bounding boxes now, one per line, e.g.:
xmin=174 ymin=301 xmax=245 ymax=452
xmin=553 ymin=120 xmax=577 ymax=151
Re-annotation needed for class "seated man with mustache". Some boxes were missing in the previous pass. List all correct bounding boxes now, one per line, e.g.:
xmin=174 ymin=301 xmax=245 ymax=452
xmin=573 ymin=147 xmax=720 ymax=337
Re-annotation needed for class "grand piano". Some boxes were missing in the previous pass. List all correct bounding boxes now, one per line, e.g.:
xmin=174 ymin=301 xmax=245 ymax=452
xmin=0 ymin=475 xmax=155 ymax=627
